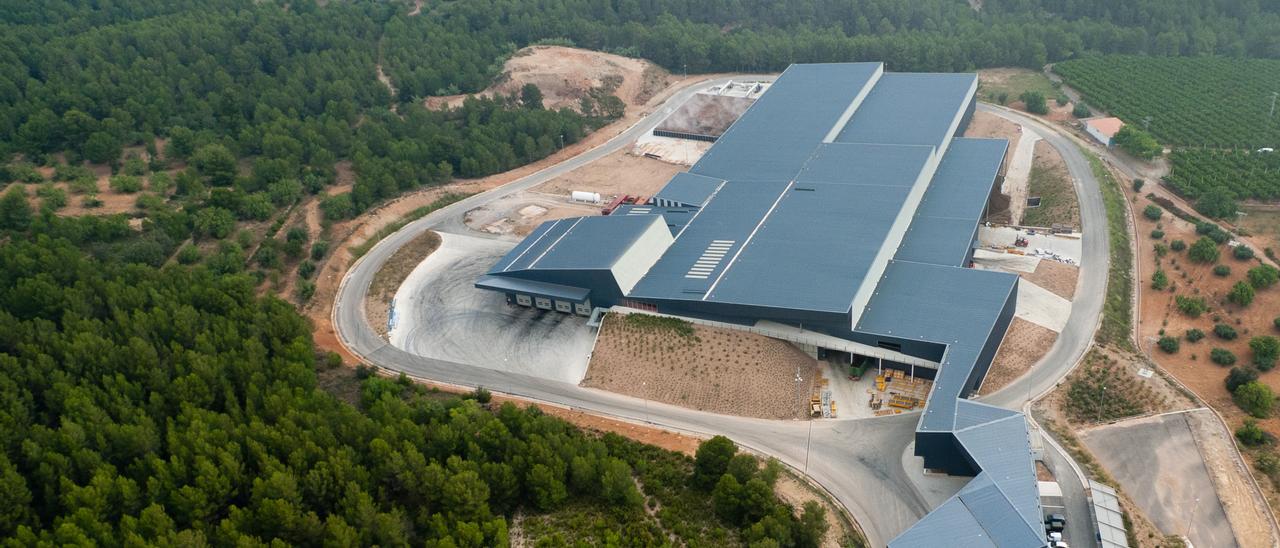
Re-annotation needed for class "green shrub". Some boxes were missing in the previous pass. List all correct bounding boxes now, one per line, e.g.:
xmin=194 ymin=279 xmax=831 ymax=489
xmin=1251 ymin=336 xmax=1280 ymax=371
xmin=108 ymin=174 xmax=144 ymax=193
xmin=1275 ymin=316 xmax=1280 ymax=331
xmin=1151 ymin=269 xmax=1169 ymax=290
xmin=1188 ymin=237 xmax=1220 ymax=263
xmin=36 ymin=184 xmax=67 ymax=211
xmin=1215 ymin=323 xmax=1239 ymax=340
xmin=1248 ymin=265 xmax=1279 ymax=289
xmin=1019 ymin=91 xmax=1049 ymax=114
xmin=1228 ymin=281 xmax=1255 ymax=307
xmin=1157 ymin=336 xmax=1180 ymax=353
xmin=298 ymin=260 xmax=316 ymax=279
xmin=176 ymin=245 xmax=202 ymax=265
xmin=1213 ymin=264 xmax=1232 ymax=277
xmin=1234 ymin=381 xmax=1275 ymax=418
xmin=311 ymin=240 xmax=329 ymax=261
xmin=1210 ymin=348 xmax=1237 ymax=366
xmin=1154 ymin=243 xmax=1168 ymax=257
xmin=1236 ymin=419 xmax=1267 ymax=446
xmin=1175 ymin=295 xmax=1207 ymax=317
xmin=1226 ymin=367 xmax=1260 ymax=392
xmin=1234 ymin=245 xmax=1255 ymax=260
xmin=1185 ymin=328 xmax=1205 ymax=342
xmin=1170 ymin=239 xmax=1187 ymax=252
xmin=1073 ymin=103 xmax=1091 ymax=118
xmin=1142 ymin=204 xmax=1163 ymax=220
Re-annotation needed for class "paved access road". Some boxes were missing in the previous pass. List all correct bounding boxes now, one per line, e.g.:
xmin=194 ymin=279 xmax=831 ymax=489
xmin=977 ymin=104 xmax=1110 ymax=548
xmin=334 ymin=87 xmax=1110 ymax=546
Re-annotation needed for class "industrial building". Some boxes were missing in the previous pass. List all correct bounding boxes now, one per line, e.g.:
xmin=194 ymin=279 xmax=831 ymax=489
xmin=477 ymin=63 xmax=1046 ymax=546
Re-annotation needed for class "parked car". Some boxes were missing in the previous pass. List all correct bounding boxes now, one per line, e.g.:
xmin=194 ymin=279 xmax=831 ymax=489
xmin=1045 ymin=513 xmax=1066 ymax=533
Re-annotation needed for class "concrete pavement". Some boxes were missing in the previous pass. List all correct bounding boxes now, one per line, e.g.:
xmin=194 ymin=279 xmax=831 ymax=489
xmin=332 ymin=87 xmax=1111 ymax=546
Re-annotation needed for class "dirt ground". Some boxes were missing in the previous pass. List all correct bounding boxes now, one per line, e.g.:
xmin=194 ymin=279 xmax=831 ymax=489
xmin=1022 ymin=140 xmax=1080 ymax=229
xmin=366 ymin=230 xmax=441 ymax=339
xmin=424 ymin=46 xmax=669 ymax=113
xmin=583 ymin=314 xmax=818 ymax=420
xmin=463 ymin=195 xmax=599 ymax=236
xmin=977 ymin=68 xmax=1078 ymax=123
xmin=772 ymin=472 xmax=860 ymax=548
xmin=1238 ymin=204 xmax=1280 ymax=259
xmin=1133 ymin=190 xmax=1280 ymax=419
xmin=533 ymin=148 xmax=687 ymax=200
xmin=1186 ymin=409 xmax=1277 ymax=548
xmin=1022 ymin=259 xmax=1080 ymax=300
xmin=980 ymin=318 xmax=1059 ymax=396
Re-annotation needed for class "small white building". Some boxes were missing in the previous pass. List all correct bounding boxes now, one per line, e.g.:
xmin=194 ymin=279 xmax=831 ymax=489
xmin=1085 ymin=117 xmax=1125 ymax=147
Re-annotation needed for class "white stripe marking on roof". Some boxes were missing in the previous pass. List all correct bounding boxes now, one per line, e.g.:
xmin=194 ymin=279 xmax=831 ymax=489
xmin=503 ymin=219 xmax=563 ymax=272
xmin=527 ymin=217 xmax=584 ymax=269
xmin=704 ymin=181 xmax=794 ymax=300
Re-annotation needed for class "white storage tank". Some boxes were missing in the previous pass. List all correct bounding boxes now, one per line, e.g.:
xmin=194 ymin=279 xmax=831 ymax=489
xmin=571 ymin=191 xmax=601 ymax=204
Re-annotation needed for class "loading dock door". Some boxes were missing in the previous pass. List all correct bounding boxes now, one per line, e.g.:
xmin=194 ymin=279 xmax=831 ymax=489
xmin=574 ymin=302 xmax=591 ymax=316
xmin=554 ymin=300 xmax=572 ymax=313
xmin=515 ymin=294 xmax=532 ymax=307
xmin=534 ymin=297 xmax=552 ymax=310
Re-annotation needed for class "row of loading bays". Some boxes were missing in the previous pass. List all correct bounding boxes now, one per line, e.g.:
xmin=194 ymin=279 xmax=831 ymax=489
xmin=509 ymin=293 xmax=592 ymax=316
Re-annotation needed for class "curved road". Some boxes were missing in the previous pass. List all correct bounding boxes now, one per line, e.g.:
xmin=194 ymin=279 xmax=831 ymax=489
xmin=334 ymin=83 xmax=1110 ymax=546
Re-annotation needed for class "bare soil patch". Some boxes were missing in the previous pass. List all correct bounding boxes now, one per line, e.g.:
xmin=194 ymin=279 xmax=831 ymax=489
xmin=366 ymin=230 xmax=441 ymax=339
xmin=533 ymin=148 xmax=686 ymax=200
xmin=583 ymin=314 xmax=817 ymax=420
xmin=980 ymin=318 xmax=1058 ymax=396
xmin=773 ymin=472 xmax=859 ymax=548
xmin=425 ymin=46 xmax=669 ymax=114
xmin=1186 ymin=409 xmax=1277 ymax=548
xmin=1022 ymin=140 xmax=1080 ymax=229
xmin=1022 ymin=259 xmax=1080 ymax=300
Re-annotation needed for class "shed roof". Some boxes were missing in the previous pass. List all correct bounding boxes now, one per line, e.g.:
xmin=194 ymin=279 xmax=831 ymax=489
xmin=652 ymin=172 xmax=725 ymax=208
xmin=1087 ymin=117 xmax=1125 ymax=138
xmin=489 ymin=214 xmax=667 ymax=273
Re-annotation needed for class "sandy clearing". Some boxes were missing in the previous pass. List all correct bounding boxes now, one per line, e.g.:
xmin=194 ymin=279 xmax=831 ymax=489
xmin=583 ymin=314 xmax=818 ymax=421
xmin=631 ymin=133 xmax=714 ymax=166
xmin=1015 ymin=279 xmax=1071 ymax=333
xmin=425 ymin=46 xmax=669 ymax=114
xmin=1022 ymin=259 xmax=1079 ymax=300
xmin=980 ymin=318 xmax=1058 ymax=396
xmin=533 ymin=148 xmax=688 ymax=200
xmin=1186 ymin=409 xmax=1277 ymax=548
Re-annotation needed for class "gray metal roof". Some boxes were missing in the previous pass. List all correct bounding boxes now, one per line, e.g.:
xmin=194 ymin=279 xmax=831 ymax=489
xmin=489 ymin=214 xmax=665 ymax=273
xmin=835 ymin=72 xmax=977 ymax=149
xmin=895 ymin=138 xmax=1008 ymax=266
xmin=1090 ymin=480 xmax=1131 ymax=548
xmin=612 ymin=204 xmax=697 ymax=235
xmin=652 ymin=172 xmax=725 ymax=208
xmin=690 ymin=63 xmax=884 ymax=182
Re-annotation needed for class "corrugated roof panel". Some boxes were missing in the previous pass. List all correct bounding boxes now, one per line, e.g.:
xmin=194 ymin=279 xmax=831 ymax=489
xmin=495 ymin=215 xmax=666 ymax=273
xmin=707 ymin=181 xmax=911 ymax=312
xmin=888 ymin=496 xmax=999 ymax=548
xmin=835 ymin=72 xmax=976 ymax=149
xmin=795 ymin=142 xmax=933 ymax=187
xmin=653 ymin=172 xmax=726 ymax=208
xmin=691 ymin=63 xmax=883 ymax=182
xmin=916 ymin=138 xmax=1008 ymax=221
xmin=894 ymin=216 xmax=978 ymax=267
xmin=954 ymin=400 xmax=1020 ymax=431
xmin=956 ymin=415 xmax=1042 ymax=534
xmin=629 ymin=180 xmax=792 ymax=301
xmin=958 ymin=478 xmax=1047 ymax=547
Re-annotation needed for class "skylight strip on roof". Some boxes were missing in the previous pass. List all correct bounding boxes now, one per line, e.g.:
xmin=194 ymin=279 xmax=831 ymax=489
xmin=527 ymin=217 xmax=584 ymax=269
xmin=502 ymin=219 xmax=564 ymax=272
xmin=703 ymin=181 xmax=795 ymax=300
